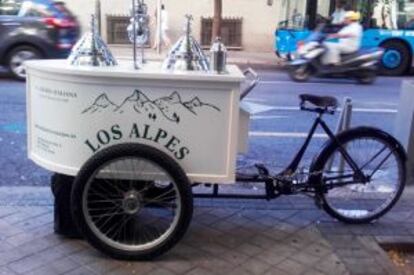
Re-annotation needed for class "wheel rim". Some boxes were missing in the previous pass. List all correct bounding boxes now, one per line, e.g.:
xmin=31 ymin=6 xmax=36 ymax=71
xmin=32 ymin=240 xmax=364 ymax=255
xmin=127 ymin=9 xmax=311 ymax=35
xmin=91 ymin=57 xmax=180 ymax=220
xmin=382 ymin=49 xmax=402 ymax=69
xmin=322 ymin=137 xmax=402 ymax=220
xmin=293 ymin=65 xmax=309 ymax=80
xmin=82 ymin=156 xmax=181 ymax=252
xmin=10 ymin=50 xmax=38 ymax=78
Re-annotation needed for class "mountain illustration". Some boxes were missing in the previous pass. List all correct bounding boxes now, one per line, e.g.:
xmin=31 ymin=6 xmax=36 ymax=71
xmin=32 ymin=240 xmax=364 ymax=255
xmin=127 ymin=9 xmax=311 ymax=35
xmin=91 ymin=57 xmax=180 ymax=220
xmin=184 ymin=96 xmax=221 ymax=114
xmin=115 ymin=90 xmax=150 ymax=113
xmin=82 ymin=93 xmax=119 ymax=114
xmin=82 ymin=90 xmax=221 ymax=124
xmin=116 ymin=90 xmax=162 ymax=121
xmin=153 ymin=91 xmax=192 ymax=123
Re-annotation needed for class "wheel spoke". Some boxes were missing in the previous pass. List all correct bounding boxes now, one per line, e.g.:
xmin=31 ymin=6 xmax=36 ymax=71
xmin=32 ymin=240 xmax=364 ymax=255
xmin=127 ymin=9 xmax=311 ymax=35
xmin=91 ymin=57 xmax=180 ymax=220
xmin=79 ymin=150 xmax=189 ymax=256
xmin=320 ymin=134 xmax=403 ymax=222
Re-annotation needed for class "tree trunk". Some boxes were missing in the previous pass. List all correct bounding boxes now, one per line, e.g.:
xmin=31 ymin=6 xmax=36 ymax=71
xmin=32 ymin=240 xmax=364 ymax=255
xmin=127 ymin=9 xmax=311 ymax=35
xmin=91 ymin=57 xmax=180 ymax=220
xmin=212 ymin=0 xmax=222 ymax=41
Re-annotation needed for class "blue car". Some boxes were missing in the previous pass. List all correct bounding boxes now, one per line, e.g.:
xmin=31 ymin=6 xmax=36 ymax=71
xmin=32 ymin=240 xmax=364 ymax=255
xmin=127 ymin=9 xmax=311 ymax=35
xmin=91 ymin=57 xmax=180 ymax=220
xmin=0 ymin=0 xmax=80 ymax=80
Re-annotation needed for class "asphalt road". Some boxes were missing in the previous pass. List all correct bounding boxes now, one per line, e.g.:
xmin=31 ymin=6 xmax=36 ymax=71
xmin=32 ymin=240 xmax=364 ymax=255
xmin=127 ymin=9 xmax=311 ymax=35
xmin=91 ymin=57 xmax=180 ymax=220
xmin=0 ymin=70 xmax=407 ymax=186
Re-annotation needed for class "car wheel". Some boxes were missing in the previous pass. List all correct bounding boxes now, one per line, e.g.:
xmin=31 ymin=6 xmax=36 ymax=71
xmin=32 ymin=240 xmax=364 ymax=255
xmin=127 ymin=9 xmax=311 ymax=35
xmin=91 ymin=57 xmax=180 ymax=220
xmin=379 ymin=41 xmax=410 ymax=76
xmin=7 ymin=46 xmax=42 ymax=81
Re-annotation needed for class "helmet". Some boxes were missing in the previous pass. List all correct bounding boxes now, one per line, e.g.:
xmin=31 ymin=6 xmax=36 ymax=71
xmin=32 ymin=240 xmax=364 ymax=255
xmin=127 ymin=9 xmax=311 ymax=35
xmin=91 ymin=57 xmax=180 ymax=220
xmin=344 ymin=11 xmax=361 ymax=21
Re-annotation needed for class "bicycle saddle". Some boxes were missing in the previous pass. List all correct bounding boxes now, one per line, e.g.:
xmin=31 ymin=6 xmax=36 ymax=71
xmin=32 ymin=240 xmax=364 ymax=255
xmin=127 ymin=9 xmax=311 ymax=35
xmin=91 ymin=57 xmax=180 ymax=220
xmin=299 ymin=94 xmax=338 ymax=113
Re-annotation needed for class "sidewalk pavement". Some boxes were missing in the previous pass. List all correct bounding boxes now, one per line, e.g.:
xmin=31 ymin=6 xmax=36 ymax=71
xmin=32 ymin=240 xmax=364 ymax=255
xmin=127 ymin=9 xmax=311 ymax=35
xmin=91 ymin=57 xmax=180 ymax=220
xmin=110 ymin=45 xmax=284 ymax=70
xmin=0 ymin=185 xmax=413 ymax=275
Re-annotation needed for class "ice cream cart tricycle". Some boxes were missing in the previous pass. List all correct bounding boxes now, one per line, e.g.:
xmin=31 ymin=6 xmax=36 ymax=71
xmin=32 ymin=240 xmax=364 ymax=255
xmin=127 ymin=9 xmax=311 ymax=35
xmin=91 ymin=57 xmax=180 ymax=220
xmin=25 ymin=5 xmax=406 ymax=261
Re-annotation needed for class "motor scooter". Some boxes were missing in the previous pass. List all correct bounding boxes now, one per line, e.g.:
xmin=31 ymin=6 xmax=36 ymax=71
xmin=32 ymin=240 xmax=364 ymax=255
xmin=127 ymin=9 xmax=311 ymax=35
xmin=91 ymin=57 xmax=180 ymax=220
xmin=288 ymin=25 xmax=384 ymax=84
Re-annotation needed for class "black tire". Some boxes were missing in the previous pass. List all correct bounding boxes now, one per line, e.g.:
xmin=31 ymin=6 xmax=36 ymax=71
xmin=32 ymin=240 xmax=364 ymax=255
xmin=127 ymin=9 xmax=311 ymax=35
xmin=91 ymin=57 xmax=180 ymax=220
xmin=289 ymin=64 xmax=311 ymax=82
xmin=356 ymin=71 xmax=377 ymax=85
xmin=7 ymin=45 xmax=42 ymax=81
xmin=71 ymin=143 xmax=193 ymax=260
xmin=310 ymin=127 xmax=406 ymax=224
xmin=380 ymin=41 xmax=410 ymax=76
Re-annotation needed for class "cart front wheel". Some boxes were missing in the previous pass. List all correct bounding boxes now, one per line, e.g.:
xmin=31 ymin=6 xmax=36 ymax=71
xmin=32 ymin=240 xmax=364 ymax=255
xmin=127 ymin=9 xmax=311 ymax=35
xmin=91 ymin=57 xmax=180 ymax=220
xmin=71 ymin=143 xmax=193 ymax=260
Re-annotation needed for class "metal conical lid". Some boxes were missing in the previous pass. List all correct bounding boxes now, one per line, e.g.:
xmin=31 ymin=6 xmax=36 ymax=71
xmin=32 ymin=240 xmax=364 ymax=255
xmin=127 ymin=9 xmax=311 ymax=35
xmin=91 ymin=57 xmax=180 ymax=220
xmin=68 ymin=15 xmax=118 ymax=67
xmin=163 ymin=15 xmax=209 ymax=71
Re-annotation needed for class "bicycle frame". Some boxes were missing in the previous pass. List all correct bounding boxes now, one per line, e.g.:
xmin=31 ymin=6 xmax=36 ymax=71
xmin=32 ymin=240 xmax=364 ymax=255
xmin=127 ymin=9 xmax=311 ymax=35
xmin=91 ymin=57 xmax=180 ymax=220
xmin=194 ymin=112 xmax=369 ymax=200
xmin=280 ymin=114 xmax=365 ymax=181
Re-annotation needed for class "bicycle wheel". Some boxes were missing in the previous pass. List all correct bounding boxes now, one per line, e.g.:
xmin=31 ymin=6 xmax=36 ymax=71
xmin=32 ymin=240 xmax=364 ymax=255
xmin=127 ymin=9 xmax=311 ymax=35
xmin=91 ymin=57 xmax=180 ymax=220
xmin=311 ymin=127 xmax=406 ymax=224
xmin=71 ymin=143 xmax=193 ymax=260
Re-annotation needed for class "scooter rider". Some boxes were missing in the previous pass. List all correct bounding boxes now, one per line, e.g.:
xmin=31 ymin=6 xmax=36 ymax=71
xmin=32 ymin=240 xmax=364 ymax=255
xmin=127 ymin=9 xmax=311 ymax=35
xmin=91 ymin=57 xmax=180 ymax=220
xmin=322 ymin=11 xmax=363 ymax=66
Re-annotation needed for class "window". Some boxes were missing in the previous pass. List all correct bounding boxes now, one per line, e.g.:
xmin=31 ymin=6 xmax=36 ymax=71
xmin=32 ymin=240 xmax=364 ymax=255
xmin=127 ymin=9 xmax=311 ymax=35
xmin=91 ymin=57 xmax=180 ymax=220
xmin=278 ymin=0 xmax=307 ymax=29
xmin=200 ymin=17 xmax=243 ymax=49
xmin=397 ymin=0 xmax=414 ymax=29
xmin=0 ymin=0 xmax=22 ymax=16
xmin=356 ymin=0 xmax=414 ymax=30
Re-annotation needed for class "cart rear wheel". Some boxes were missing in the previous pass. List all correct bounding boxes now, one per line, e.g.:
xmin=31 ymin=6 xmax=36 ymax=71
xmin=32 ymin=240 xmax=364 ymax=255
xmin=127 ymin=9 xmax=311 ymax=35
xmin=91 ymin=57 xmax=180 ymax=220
xmin=71 ymin=143 xmax=193 ymax=260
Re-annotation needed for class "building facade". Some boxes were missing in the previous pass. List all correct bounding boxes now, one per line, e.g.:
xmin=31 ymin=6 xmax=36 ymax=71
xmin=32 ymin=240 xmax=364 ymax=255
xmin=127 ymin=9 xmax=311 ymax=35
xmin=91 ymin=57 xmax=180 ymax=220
xmin=62 ymin=0 xmax=281 ymax=52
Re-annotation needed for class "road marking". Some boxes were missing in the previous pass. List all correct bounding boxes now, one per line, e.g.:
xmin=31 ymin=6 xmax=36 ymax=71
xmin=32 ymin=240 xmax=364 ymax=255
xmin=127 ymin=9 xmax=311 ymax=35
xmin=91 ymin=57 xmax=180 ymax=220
xmin=243 ymin=102 xmax=397 ymax=114
xmin=251 ymin=115 xmax=288 ymax=120
xmin=249 ymin=131 xmax=328 ymax=138
xmin=241 ymin=102 xmax=276 ymax=114
xmin=259 ymin=80 xmax=356 ymax=85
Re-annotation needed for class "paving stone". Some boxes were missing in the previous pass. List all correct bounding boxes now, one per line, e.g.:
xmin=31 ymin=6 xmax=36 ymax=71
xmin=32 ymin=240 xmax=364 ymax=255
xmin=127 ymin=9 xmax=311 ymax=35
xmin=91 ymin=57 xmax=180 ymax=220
xmin=108 ymin=262 xmax=156 ymax=275
xmin=26 ymin=257 xmax=78 ymax=275
xmin=249 ymin=234 xmax=278 ymax=250
xmin=263 ymin=267 xmax=291 ymax=275
xmin=160 ymin=255 xmax=196 ymax=274
xmin=0 ymin=247 xmax=32 ymax=266
xmin=314 ymin=254 xmax=348 ymax=275
xmin=6 ymin=232 xmax=36 ymax=247
xmin=68 ymin=247 xmax=107 ymax=265
xmin=185 ymin=267 xmax=214 ymax=275
xmin=173 ymin=243 xmax=211 ymax=262
xmin=341 ymin=258 xmax=385 ymax=275
xmin=85 ymin=258 xmax=123 ymax=274
xmin=65 ymin=266 xmax=100 ymax=275
xmin=146 ymin=268 xmax=177 ymax=275
xmin=277 ymin=259 xmax=308 ymax=275
xmin=236 ymin=242 xmax=264 ymax=257
xmin=211 ymin=220 xmax=239 ymax=233
xmin=239 ymin=257 xmax=272 ymax=275
xmin=15 ymin=235 xmax=59 ymax=255
xmin=302 ymin=242 xmax=332 ymax=258
xmin=199 ymin=256 xmax=236 ymax=274
xmin=199 ymin=241 xmax=231 ymax=255
xmin=0 ymin=220 xmax=24 ymax=238
xmin=293 ymin=251 xmax=322 ymax=266
xmin=226 ymin=268 xmax=252 ymax=275
xmin=0 ymin=267 xmax=18 ymax=275
xmin=8 ymin=253 xmax=46 ymax=274
xmin=267 ymin=243 xmax=297 ymax=259
xmin=220 ymin=249 xmax=249 ymax=266
xmin=302 ymin=269 xmax=327 ymax=275
xmin=197 ymin=213 xmax=223 ymax=226
xmin=215 ymin=233 xmax=246 ymax=249
xmin=261 ymin=227 xmax=291 ymax=241
xmin=255 ymin=248 xmax=288 ymax=266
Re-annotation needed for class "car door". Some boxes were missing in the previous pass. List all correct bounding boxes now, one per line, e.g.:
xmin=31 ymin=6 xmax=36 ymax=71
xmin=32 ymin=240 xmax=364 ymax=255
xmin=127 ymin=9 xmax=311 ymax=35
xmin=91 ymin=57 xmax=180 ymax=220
xmin=0 ymin=0 xmax=23 ymax=58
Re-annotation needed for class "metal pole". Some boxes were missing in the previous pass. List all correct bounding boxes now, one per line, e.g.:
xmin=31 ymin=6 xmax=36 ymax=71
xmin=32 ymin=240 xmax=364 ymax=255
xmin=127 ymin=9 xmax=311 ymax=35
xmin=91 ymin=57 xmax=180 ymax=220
xmin=132 ymin=0 xmax=138 ymax=69
xmin=338 ymin=98 xmax=353 ymax=173
xmin=156 ymin=0 xmax=161 ymax=53
xmin=327 ymin=97 xmax=353 ymax=172
xmin=95 ymin=0 xmax=101 ymax=35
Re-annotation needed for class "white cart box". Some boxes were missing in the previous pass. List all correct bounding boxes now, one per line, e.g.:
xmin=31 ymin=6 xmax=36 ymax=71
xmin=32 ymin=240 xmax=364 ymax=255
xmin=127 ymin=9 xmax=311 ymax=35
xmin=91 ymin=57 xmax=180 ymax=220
xmin=26 ymin=60 xmax=247 ymax=184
